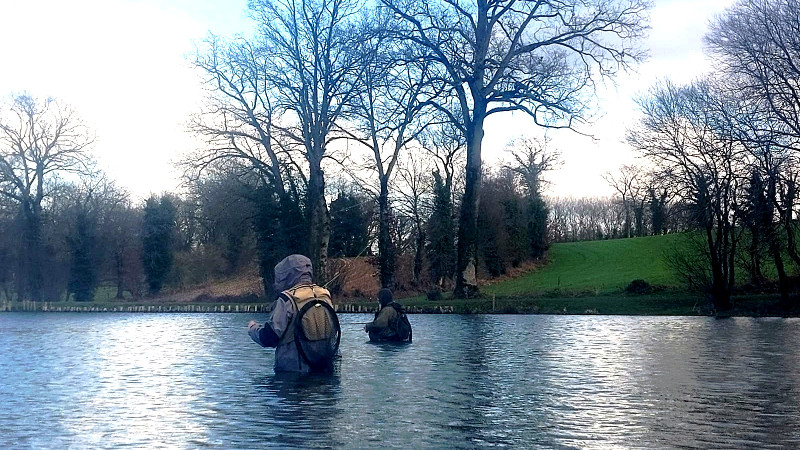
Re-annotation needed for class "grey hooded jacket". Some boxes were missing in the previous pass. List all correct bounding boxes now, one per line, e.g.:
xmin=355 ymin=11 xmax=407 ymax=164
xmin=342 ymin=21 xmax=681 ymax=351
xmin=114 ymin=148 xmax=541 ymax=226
xmin=248 ymin=254 xmax=334 ymax=373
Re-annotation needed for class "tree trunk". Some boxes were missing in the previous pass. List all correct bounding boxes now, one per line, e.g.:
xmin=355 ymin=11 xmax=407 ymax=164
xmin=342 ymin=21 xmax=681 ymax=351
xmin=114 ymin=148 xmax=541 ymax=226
xmin=115 ymin=251 xmax=125 ymax=299
xmin=378 ymin=182 xmax=394 ymax=288
xmin=308 ymin=155 xmax=330 ymax=283
xmin=634 ymin=204 xmax=645 ymax=237
xmin=770 ymin=234 xmax=791 ymax=308
xmin=413 ymin=221 xmax=424 ymax=287
xmin=21 ymin=200 xmax=43 ymax=302
xmin=707 ymin=225 xmax=731 ymax=311
xmin=748 ymin=232 xmax=764 ymax=286
xmin=454 ymin=106 xmax=485 ymax=298
xmin=624 ymin=206 xmax=632 ymax=238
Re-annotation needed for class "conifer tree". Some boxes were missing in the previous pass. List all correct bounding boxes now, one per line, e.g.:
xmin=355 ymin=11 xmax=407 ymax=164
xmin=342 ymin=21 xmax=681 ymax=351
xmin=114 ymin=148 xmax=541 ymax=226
xmin=527 ymin=196 xmax=549 ymax=260
xmin=427 ymin=172 xmax=456 ymax=286
xmin=141 ymin=195 xmax=176 ymax=295
xmin=68 ymin=206 xmax=98 ymax=301
xmin=329 ymin=192 xmax=370 ymax=258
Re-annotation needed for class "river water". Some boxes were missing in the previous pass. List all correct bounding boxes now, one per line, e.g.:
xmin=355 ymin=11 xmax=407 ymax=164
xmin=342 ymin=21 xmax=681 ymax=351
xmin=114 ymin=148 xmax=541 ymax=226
xmin=1 ymin=313 xmax=799 ymax=448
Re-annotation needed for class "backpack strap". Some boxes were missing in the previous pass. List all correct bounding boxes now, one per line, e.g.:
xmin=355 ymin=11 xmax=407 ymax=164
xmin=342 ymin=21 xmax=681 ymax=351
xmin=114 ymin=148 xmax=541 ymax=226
xmin=276 ymin=291 xmax=300 ymax=346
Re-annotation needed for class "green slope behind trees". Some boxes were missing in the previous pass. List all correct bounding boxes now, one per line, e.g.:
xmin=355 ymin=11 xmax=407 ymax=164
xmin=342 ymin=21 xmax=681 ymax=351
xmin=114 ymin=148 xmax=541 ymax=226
xmin=484 ymin=234 xmax=687 ymax=297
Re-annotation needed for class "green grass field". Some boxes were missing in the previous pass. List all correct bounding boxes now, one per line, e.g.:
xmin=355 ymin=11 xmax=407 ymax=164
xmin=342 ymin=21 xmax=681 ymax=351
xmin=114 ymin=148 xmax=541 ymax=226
xmin=483 ymin=233 xmax=688 ymax=297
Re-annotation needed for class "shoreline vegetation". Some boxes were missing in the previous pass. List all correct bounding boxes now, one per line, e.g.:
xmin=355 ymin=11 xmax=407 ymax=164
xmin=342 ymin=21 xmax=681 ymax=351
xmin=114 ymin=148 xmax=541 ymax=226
xmin=2 ymin=234 xmax=794 ymax=317
xmin=1 ymin=292 xmax=793 ymax=317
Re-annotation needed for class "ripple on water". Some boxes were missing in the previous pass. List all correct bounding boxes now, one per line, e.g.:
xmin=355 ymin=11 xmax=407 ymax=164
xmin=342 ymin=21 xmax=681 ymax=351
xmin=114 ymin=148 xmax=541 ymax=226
xmin=2 ymin=313 xmax=800 ymax=448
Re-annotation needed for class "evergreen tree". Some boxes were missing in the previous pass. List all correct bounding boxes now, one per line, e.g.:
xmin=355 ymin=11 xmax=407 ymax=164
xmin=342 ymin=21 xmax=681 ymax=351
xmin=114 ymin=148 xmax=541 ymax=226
xmin=427 ymin=172 xmax=456 ymax=285
xmin=649 ymin=188 xmax=668 ymax=235
xmin=251 ymin=183 xmax=307 ymax=297
xmin=141 ymin=195 xmax=176 ymax=295
xmin=527 ymin=195 xmax=549 ymax=259
xmin=329 ymin=192 xmax=370 ymax=258
xmin=740 ymin=170 xmax=773 ymax=286
xmin=503 ymin=197 xmax=528 ymax=267
xmin=67 ymin=205 xmax=98 ymax=301
xmin=479 ymin=206 xmax=505 ymax=276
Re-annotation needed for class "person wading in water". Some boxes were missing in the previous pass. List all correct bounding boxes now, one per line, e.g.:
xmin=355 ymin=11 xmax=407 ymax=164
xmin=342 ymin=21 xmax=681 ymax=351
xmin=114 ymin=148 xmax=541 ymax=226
xmin=364 ymin=288 xmax=412 ymax=343
xmin=248 ymin=254 xmax=340 ymax=373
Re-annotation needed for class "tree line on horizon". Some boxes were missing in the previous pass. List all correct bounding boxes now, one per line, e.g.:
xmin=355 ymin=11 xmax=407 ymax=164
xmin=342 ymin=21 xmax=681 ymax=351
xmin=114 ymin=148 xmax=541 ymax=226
xmin=2 ymin=0 xmax=797 ymax=312
xmin=0 ymin=98 xmax=559 ymax=302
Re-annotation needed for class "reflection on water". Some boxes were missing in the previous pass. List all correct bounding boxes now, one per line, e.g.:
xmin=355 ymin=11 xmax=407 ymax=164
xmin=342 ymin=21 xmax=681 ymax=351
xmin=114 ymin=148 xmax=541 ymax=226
xmin=2 ymin=313 xmax=800 ymax=448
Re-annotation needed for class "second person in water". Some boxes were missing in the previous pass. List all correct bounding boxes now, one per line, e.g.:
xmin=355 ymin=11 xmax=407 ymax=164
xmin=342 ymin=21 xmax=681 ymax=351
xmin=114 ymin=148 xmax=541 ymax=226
xmin=364 ymin=288 xmax=412 ymax=343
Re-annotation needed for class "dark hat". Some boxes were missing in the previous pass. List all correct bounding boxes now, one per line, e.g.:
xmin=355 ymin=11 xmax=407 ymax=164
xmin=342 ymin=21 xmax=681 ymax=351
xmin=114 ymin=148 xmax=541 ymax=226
xmin=378 ymin=288 xmax=394 ymax=306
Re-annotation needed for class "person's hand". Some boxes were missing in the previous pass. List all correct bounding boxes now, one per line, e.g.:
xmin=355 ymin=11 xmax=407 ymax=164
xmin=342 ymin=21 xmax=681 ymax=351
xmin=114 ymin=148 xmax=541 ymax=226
xmin=248 ymin=320 xmax=258 ymax=328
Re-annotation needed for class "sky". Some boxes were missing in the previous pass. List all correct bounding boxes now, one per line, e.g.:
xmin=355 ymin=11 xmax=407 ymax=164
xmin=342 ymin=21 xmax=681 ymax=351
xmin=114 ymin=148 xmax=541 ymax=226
xmin=0 ymin=0 xmax=736 ymax=201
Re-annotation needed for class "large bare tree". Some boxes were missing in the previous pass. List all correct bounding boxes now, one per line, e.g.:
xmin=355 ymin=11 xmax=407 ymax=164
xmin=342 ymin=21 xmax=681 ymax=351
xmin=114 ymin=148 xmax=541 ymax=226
xmin=0 ymin=94 xmax=94 ymax=301
xmin=395 ymin=152 xmax=433 ymax=287
xmin=628 ymin=80 xmax=747 ymax=311
xmin=603 ymin=164 xmax=647 ymax=238
xmin=190 ymin=36 xmax=285 ymax=192
xmin=706 ymin=0 xmax=800 ymax=147
xmin=190 ymin=35 xmax=310 ymax=294
xmin=706 ymin=0 xmax=800 ymax=306
xmin=381 ymin=0 xmax=649 ymax=297
xmin=249 ymin=0 xmax=364 ymax=281
xmin=505 ymin=136 xmax=561 ymax=198
xmin=343 ymin=12 xmax=436 ymax=288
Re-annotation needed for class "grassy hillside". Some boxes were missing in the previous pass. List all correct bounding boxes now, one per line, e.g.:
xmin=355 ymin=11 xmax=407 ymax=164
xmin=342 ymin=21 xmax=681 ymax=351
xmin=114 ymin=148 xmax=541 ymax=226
xmin=483 ymin=233 xmax=688 ymax=297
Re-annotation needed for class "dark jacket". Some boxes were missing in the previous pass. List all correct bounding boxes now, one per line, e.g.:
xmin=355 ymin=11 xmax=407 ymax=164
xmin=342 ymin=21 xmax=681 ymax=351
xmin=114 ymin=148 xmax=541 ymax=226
xmin=365 ymin=302 xmax=403 ymax=342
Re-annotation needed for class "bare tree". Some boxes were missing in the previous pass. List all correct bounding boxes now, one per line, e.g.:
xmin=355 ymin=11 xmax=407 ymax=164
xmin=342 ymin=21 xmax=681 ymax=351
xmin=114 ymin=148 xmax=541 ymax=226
xmin=419 ymin=120 xmax=466 ymax=200
xmin=706 ymin=1 xmax=800 ymax=306
xmin=505 ymin=136 xmax=561 ymax=197
xmin=344 ymin=12 xmax=435 ymax=288
xmin=0 ymin=94 xmax=94 ymax=301
xmin=548 ymin=196 xmax=626 ymax=242
xmin=603 ymin=164 xmax=644 ymax=238
xmin=628 ymin=80 xmax=747 ymax=310
xmin=190 ymin=35 xmax=312 ymax=294
xmin=395 ymin=151 xmax=433 ymax=286
xmin=249 ymin=0 xmax=364 ymax=281
xmin=381 ymin=0 xmax=649 ymax=297
xmin=706 ymin=0 xmax=800 ymax=147
xmin=104 ymin=200 xmax=142 ymax=299
xmin=189 ymin=36 xmax=284 ymax=189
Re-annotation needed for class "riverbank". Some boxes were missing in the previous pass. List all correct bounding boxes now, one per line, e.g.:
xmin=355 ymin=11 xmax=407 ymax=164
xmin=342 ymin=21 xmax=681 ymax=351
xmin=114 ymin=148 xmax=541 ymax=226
xmin=0 ymin=299 xmax=454 ymax=314
xmin=2 ymin=292 xmax=792 ymax=316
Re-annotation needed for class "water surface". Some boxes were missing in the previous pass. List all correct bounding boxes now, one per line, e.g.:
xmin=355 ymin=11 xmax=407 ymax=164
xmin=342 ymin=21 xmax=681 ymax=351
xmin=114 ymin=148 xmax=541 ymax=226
xmin=1 ymin=313 xmax=799 ymax=448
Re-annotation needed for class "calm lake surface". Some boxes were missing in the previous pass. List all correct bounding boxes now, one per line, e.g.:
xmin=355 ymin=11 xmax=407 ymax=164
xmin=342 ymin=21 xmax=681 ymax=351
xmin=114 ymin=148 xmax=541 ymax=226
xmin=2 ymin=313 xmax=800 ymax=448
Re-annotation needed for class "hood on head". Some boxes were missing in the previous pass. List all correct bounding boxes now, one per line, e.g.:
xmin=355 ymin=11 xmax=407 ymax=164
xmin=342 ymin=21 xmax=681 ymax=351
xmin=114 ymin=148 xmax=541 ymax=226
xmin=274 ymin=254 xmax=313 ymax=293
xmin=378 ymin=288 xmax=394 ymax=306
